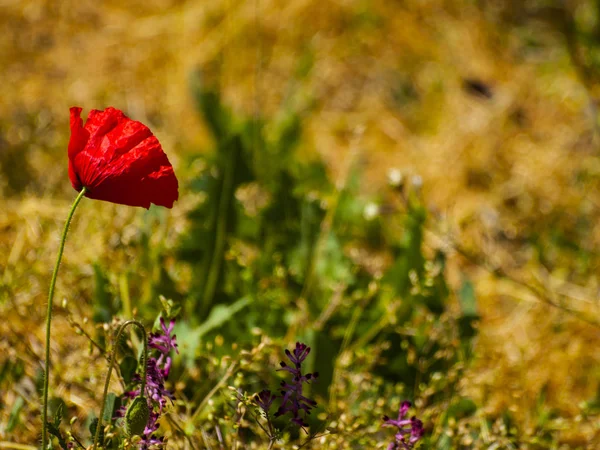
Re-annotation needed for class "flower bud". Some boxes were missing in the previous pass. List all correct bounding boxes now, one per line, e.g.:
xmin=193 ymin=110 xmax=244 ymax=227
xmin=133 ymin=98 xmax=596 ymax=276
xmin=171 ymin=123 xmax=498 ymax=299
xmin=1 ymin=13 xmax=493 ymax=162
xmin=125 ymin=396 xmax=150 ymax=437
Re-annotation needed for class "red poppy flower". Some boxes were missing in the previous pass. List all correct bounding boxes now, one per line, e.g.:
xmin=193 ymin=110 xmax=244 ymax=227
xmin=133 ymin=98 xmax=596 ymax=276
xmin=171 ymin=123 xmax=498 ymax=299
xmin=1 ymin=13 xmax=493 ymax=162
xmin=68 ymin=106 xmax=178 ymax=209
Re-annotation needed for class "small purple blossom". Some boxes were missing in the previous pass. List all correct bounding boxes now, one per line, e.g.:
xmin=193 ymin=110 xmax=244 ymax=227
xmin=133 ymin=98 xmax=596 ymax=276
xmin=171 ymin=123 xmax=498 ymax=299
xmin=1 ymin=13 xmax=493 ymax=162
xmin=139 ymin=411 xmax=165 ymax=450
xmin=255 ymin=389 xmax=277 ymax=413
xmin=274 ymin=342 xmax=318 ymax=430
xmin=148 ymin=317 xmax=178 ymax=356
xmin=383 ymin=401 xmax=424 ymax=450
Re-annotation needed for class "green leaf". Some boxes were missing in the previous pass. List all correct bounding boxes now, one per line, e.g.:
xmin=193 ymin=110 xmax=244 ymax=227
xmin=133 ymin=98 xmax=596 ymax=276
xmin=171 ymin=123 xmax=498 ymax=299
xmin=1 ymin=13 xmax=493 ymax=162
xmin=102 ymin=392 xmax=118 ymax=423
xmin=458 ymin=279 xmax=478 ymax=317
xmin=175 ymin=297 xmax=251 ymax=364
xmin=47 ymin=402 xmax=69 ymax=450
xmin=436 ymin=431 xmax=453 ymax=449
xmin=120 ymin=356 xmax=138 ymax=385
xmin=310 ymin=331 xmax=340 ymax=399
xmin=92 ymin=263 xmax=112 ymax=325
xmin=89 ymin=417 xmax=104 ymax=445
xmin=191 ymin=74 xmax=234 ymax=140
xmin=159 ymin=295 xmax=181 ymax=319
xmin=196 ymin=296 xmax=251 ymax=336
xmin=446 ymin=397 xmax=477 ymax=420
xmin=6 ymin=396 xmax=24 ymax=433
xmin=458 ymin=278 xmax=479 ymax=344
xmin=314 ymin=232 xmax=355 ymax=290
xmin=383 ymin=202 xmax=427 ymax=301
xmin=53 ymin=402 xmax=64 ymax=428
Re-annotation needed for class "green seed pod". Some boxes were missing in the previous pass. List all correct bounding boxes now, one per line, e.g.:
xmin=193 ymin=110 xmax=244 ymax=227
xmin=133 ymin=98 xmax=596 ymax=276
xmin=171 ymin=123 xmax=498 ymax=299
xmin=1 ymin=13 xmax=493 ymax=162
xmin=125 ymin=396 xmax=150 ymax=437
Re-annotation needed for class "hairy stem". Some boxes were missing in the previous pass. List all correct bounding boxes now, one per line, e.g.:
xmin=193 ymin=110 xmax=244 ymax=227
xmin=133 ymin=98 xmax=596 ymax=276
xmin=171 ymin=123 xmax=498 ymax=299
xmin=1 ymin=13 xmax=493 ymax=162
xmin=42 ymin=187 xmax=86 ymax=449
xmin=93 ymin=320 xmax=148 ymax=450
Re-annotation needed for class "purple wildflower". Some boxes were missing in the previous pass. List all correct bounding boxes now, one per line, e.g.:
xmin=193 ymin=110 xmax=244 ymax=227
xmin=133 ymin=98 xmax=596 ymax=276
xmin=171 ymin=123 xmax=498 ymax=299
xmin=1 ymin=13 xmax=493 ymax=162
xmin=255 ymin=389 xmax=276 ymax=413
xmin=274 ymin=342 xmax=318 ymax=430
xmin=148 ymin=317 xmax=178 ymax=356
xmin=139 ymin=411 xmax=165 ymax=450
xmin=118 ymin=318 xmax=178 ymax=448
xmin=143 ymin=357 xmax=175 ymax=410
xmin=383 ymin=401 xmax=424 ymax=450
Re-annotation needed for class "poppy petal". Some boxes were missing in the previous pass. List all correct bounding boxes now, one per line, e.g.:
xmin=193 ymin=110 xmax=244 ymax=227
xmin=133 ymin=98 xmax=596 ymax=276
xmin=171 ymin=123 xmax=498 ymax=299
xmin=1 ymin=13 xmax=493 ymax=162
xmin=67 ymin=107 xmax=178 ymax=209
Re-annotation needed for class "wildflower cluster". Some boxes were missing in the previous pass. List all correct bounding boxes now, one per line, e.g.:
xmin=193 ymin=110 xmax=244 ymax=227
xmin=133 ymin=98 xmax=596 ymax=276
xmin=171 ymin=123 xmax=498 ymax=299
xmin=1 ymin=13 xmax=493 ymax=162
xmin=255 ymin=342 xmax=319 ymax=431
xmin=382 ymin=401 xmax=424 ymax=450
xmin=120 ymin=318 xmax=178 ymax=448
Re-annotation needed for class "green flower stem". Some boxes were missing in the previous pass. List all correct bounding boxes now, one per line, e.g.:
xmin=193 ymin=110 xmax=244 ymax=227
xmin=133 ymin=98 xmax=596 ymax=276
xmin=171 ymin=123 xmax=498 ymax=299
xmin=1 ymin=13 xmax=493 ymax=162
xmin=93 ymin=320 xmax=148 ymax=450
xmin=42 ymin=187 xmax=87 ymax=449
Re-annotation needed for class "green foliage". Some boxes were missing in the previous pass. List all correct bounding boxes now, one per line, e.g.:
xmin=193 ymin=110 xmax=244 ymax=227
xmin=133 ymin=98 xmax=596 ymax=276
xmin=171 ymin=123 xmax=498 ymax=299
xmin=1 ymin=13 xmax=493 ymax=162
xmin=120 ymin=355 xmax=139 ymax=385
xmin=178 ymin=75 xmax=328 ymax=329
xmin=166 ymin=81 xmax=481 ymax=447
xmin=89 ymin=417 xmax=104 ymax=447
xmin=6 ymin=395 xmax=23 ymax=433
xmin=102 ymin=392 xmax=118 ymax=424
xmin=93 ymin=263 xmax=113 ymax=349
xmin=46 ymin=403 xmax=68 ymax=449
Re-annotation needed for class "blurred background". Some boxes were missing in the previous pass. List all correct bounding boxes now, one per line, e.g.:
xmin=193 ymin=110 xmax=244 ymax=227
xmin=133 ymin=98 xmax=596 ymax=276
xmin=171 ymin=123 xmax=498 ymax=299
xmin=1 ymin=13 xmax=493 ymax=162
xmin=2 ymin=0 xmax=600 ymax=448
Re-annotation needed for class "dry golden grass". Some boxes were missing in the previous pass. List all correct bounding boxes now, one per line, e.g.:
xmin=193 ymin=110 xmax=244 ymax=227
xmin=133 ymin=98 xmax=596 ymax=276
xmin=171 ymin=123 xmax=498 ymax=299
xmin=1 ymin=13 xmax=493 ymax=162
xmin=2 ymin=0 xmax=600 ymax=446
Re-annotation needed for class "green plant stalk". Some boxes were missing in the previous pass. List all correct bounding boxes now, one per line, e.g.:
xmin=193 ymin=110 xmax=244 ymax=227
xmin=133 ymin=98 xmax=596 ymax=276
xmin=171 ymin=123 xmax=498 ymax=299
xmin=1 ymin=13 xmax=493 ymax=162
xmin=191 ymin=360 xmax=237 ymax=423
xmin=93 ymin=320 xmax=148 ymax=450
xmin=42 ymin=187 xmax=87 ymax=449
xmin=197 ymin=143 xmax=236 ymax=316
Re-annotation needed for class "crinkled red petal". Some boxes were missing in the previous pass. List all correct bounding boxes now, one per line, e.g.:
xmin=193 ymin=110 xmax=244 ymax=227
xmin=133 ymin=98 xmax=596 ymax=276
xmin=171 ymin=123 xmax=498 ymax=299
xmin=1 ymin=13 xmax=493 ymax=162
xmin=67 ymin=107 xmax=178 ymax=209
xmin=68 ymin=107 xmax=90 ymax=191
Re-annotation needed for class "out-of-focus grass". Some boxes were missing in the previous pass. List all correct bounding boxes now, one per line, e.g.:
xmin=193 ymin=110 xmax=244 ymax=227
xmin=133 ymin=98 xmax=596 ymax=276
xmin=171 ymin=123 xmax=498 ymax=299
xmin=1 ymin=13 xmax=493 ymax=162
xmin=2 ymin=0 xmax=600 ymax=447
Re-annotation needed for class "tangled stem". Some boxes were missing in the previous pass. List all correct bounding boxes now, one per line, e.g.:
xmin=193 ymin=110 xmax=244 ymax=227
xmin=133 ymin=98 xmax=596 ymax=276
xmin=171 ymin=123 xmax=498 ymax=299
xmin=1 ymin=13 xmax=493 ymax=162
xmin=93 ymin=320 xmax=148 ymax=449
